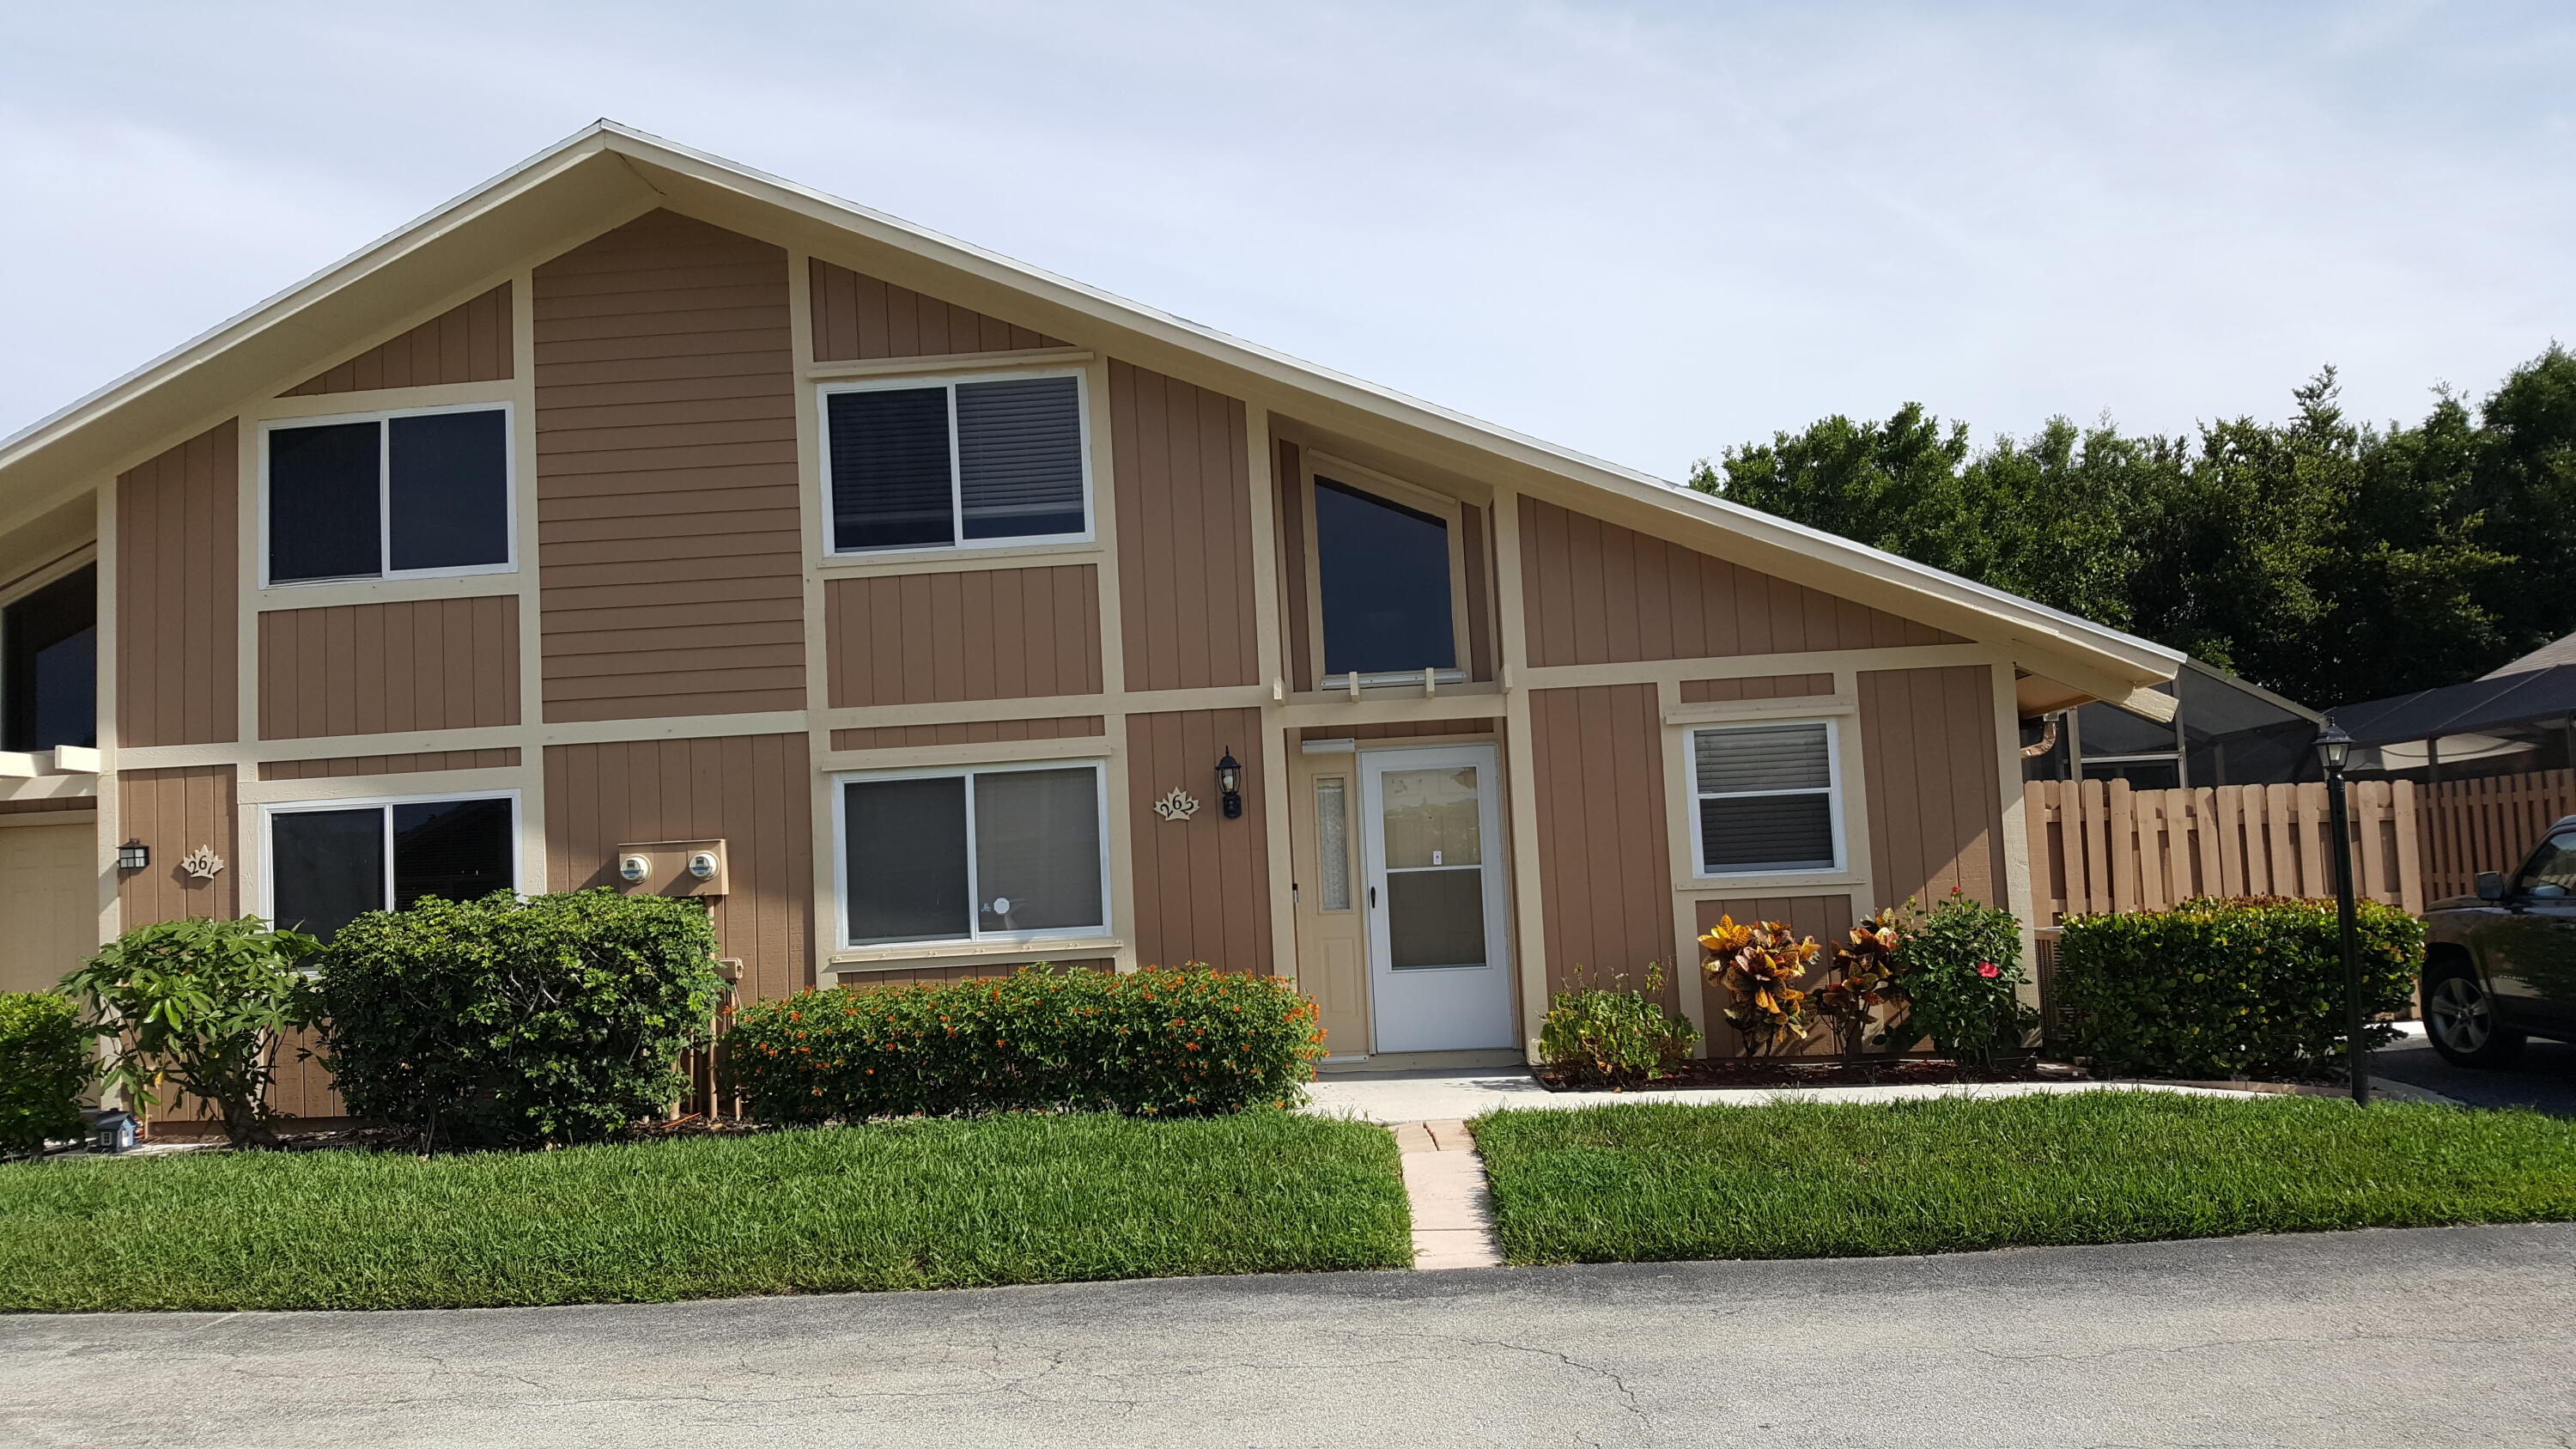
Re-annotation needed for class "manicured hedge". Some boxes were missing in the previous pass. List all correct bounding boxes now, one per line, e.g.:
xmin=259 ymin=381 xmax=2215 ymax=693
xmin=2053 ymin=895 xmax=2420 ymax=1080
xmin=730 ymin=965 xmax=1324 ymax=1120
xmin=0 ymin=993 xmax=88 ymax=1158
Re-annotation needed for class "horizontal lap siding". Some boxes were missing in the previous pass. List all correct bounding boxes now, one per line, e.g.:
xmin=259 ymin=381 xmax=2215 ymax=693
xmin=829 ymin=716 xmax=1104 ymax=751
xmin=258 ymin=747 xmax=519 ymax=781
xmin=1517 ymin=497 xmax=1958 ymax=667
xmin=282 ymin=283 xmax=513 ymax=396
xmin=807 ymin=259 xmax=1060 ymax=360
xmin=824 ymin=566 xmax=1103 ymax=707
xmin=1127 ymin=709 xmax=1269 ymax=973
xmin=1680 ymin=673 xmax=1836 ymax=703
xmin=257 ymin=597 xmax=519 ymax=740
xmin=117 ymin=423 xmax=237 ymax=747
xmin=1692 ymin=895 xmax=1856 ymax=1056
xmin=1858 ymin=664 xmax=2007 ymax=906
xmin=1529 ymin=685 xmax=1676 ymax=1008
xmin=544 ymin=733 xmax=812 ymax=1002
xmin=1113 ymin=363 xmax=1260 ymax=692
xmin=535 ymin=211 xmax=805 ymax=722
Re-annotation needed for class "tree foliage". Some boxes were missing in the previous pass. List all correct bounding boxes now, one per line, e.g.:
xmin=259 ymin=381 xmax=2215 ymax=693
xmin=58 ymin=917 xmax=320 ymax=1148
xmin=1695 ymin=346 xmax=2576 ymax=704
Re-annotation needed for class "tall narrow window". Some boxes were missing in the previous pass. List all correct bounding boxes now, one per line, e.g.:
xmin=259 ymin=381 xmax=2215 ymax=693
xmin=1691 ymin=721 xmax=1840 ymax=874
xmin=2 ymin=564 xmax=96 ymax=752
xmin=824 ymin=374 xmax=1088 ymax=553
xmin=1314 ymin=478 xmax=1454 ymax=678
xmin=269 ymin=795 xmax=515 ymax=941
xmin=840 ymin=764 xmax=1107 ymax=947
xmin=267 ymin=406 xmax=512 ymax=583
xmin=1314 ymin=776 xmax=1352 ymax=911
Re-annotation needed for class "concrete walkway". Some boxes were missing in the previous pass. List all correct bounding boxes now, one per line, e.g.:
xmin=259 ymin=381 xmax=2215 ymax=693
xmin=1388 ymin=1119 xmax=1499 ymax=1269
xmin=1302 ymin=1068 xmax=2280 ymax=1124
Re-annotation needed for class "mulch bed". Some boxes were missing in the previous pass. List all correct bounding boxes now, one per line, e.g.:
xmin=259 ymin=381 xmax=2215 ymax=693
xmin=1534 ymin=1056 xmax=2088 ymax=1093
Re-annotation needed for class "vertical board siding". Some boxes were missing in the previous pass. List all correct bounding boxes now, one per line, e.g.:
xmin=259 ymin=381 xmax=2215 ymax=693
xmin=1126 ymin=708 xmax=1271 ymax=972
xmin=1111 ymin=362 xmax=1261 ymax=692
xmin=829 ymin=716 xmax=1104 ymax=751
xmin=806 ymin=259 xmax=1061 ymax=360
xmin=1529 ymin=685 xmax=1677 ymax=1008
xmin=1517 ymin=497 xmax=1958 ymax=667
xmin=116 ymin=767 xmax=237 ymax=924
xmin=257 ymin=597 xmax=519 ymax=740
xmin=2026 ymin=778 xmax=2423 ymax=920
xmin=258 ymin=747 xmax=520 ymax=781
xmin=533 ymin=210 xmax=805 ymax=723
xmin=282 ymin=283 xmax=513 ymax=396
xmin=1680 ymin=673 xmax=1837 ymax=703
xmin=1692 ymin=895 xmax=1856 ymax=1056
xmin=1275 ymin=439 xmax=1315 ymax=688
xmin=1297 ymin=718 xmax=1500 ymax=743
xmin=544 ymin=733 xmax=813 ymax=1002
xmin=823 ymin=566 xmax=1103 ymax=707
xmin=1858 ymin=664 xmax=2007 ymax=906
xmin=116 ymin=421 xmax=238 ymax=747
xmin=2418 ymin=768 xmax=2576 ymax=901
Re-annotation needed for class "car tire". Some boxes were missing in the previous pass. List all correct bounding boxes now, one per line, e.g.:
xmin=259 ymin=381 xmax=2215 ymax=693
xmin=2422 ymin=963 xmax=2525 ymax=1068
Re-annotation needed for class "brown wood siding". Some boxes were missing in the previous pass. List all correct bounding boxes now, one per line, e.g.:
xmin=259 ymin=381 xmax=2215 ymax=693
xmin=824 ymin=566 xmax=1103 ymax=708
xmin=1518 ymin=497 xmax=1959 ymax=667
xmin=282 ymin=283 xmax=512 ymax=396
xmin=1680 ymin=673 xmax=1838 ymax=703
xmin=115 ymin=767 xmax=236 ymax=924
xmin=830 ymin=716 xmax=1104 ymax=751
xmin=257 ymin=597 xmax=519 ymax=740
xmin=544 ymin=733 xmax=812 ymax=1002
xmin=1858 ymin=664 xmax=2008 ymax=906
xmin=1112 ymin=362 xmax=1260 ymax=692
xmin=1275 ymin=439 xmax=1314 ymax=688
xmin=1692 ymin=894 xmax=1856 ymax=1056
xmin=1127 ymin=709 xmax=1270 ymax=973
xmin=1529 ymin=685 xmax=1676 ymax=1007
xmin=1461 ymin=503 xmax=1496 ymax=682
xmin=534 ymin=211 xmax=804 ymax=723
xmin=807 ymin=259 xmax=1060 ymax=360
xmin=259 ymin=747 xmax=519 ymax=781
xmin=116 ymin=422 xmax=237 ymax=747
xmin=1297 ymin=718 xmax=1499 ymax=743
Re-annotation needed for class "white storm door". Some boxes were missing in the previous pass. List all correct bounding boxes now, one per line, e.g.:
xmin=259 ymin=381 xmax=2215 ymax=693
xmin=1358 ymin=744 xmax=1515 ymax=1052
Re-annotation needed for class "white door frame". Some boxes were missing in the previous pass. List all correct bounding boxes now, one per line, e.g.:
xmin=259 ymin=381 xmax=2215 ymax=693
xmin=1357 ymin=742 xmax=1515 ymax=1052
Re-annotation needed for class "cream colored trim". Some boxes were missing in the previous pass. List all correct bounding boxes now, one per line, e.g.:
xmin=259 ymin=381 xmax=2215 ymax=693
xmin=507 ymin=269 xmax=546 ymax=892
xmin=1829 ymin=667 xmax=1879 ymax=906
xmin=1522 ymin=643 xmax=1998 ymax=693
xmin=1656 ymin=677 xmax=1710 ymax=1038
xmin=831 ymin=936 xmax=1127 ymax=973
xmin=788 ymin=245 xmax=839 ymax=990
xmin=116 ymin=709 xmax=817 ymax=770
xmin=0 ymin=807 xmax=94 ymax=828
xmin=1278 ymin=691 xmax=1504 ymax=728
xmin=2107 ymin=685 xmax=2181 ymax=724
xmin=0 ymin=545 xmax=96 ymax=611
xmin=803 ymin=347 xmax=1091 ymax=381
xmin=253 ymin=380 xmax=517 ymax=422
xmin=815 ymin=736 xmax=1112 ymax=772
xmin=1662 ymin=694 xmax=1857 ymax=727
xmin=1244 ymin=404 xmax=1298 ymax=981
xmin=234 ymin=419 xmax=259 ymax=747
xmin=239 ymin=765 xmax=532 ymax=805
xmin=1491 ymin=484 xmax=1550 ymax=1062
xmin=252 ymin=575 xmax=521 ymax=614
xmin=0 ymin=774 xmax=100 ymax=802
xmin=1992 ymin=661 xmax=2041 ymax=982
xmin=813 ymin=539 xmax=1106 ymax=580
xmin=91 ymin=474 xmax=122 ymax=941
xmin=1084 ymin=353 xmax=1138 ymax=972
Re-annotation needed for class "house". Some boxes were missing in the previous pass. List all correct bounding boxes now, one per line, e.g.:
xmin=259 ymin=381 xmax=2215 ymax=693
xmin=0 ymin=122 xmax=2180 ymax=1076
xmin=2020 ymin=656 xmax=2322 ymax=790
xmin=2327 ymin=631 xmax=2576 ymax=783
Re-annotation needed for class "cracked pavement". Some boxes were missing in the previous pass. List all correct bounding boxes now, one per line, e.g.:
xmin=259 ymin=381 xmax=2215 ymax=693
xmin=6 ymin=1223 xmax=2573 ymax=1447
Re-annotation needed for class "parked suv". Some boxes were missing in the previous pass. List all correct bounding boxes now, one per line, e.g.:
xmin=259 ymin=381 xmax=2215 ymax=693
xmin=2421 ymin=815 xmax=2576 ymax=1066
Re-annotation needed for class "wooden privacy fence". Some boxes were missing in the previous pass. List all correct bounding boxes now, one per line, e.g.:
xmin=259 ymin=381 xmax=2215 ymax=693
xmin=2419 ymin=769 xmax=2576 ymax=901
xmin=2024 ymin=778 xmax=2422 ymax=922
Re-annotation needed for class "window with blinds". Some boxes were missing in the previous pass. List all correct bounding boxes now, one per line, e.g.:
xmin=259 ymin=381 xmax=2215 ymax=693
xmin=1690 ymin=721 xmax=1840 ymax=874
xmin=823 ymin=372 xmax=1089 ymax=553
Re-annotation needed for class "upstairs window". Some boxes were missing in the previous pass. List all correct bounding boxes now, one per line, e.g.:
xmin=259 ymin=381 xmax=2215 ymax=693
xmin=267 ymin=795 xmax=515 ymax=941
xmin=823 ymin=373 xmax=1090 ymax=554
xmin=2 ymin=564 xmax=96 ymax=753
xmin=1315 ymin=476 xmax=1456 ymax=679
xmin=264 ymin=406 xmax=512 ymax=584
xmin=1690 ymin=721 xmax=1842 ymax=875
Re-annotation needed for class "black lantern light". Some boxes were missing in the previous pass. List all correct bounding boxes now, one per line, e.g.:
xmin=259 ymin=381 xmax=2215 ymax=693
xmin=2312 ymin=718 xmax=2367 ymax=1106
xmin=1216 ymin=747 xmax=1243 ymax=819
xmin=116 ymin=840 xmax=149 ymax=872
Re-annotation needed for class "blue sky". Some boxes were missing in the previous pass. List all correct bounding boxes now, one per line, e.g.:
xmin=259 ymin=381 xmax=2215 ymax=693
xmin=4 ymin=1 xmax=2570 ymax=478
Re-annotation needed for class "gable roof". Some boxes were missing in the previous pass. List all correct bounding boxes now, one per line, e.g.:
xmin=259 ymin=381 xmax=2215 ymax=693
xmin=0 ymin=120 xmax=2180 ymax=710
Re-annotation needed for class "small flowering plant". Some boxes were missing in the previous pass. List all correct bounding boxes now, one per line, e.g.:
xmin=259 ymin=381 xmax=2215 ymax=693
xmin=1895 ymin=889 xmax=2036 ymax=1067
xmin=1698 ymin=915 xmax=1821 ymax=1056
xmin=1814 ymin=906 xmax=1914 ymax=1056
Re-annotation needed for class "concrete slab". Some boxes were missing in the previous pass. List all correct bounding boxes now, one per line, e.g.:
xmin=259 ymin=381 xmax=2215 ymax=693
xmin=1303 ymin=1069 xmax=2275 ymax=1125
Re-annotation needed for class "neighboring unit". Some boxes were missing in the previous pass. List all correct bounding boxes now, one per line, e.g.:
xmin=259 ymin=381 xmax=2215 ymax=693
xmin=0 ymin=124 xmax=2180 ymax=1096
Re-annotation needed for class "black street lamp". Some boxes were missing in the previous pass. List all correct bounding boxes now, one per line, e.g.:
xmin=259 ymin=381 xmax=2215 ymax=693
xmin=2313 ymin=718 xmax=2368 ymax=1106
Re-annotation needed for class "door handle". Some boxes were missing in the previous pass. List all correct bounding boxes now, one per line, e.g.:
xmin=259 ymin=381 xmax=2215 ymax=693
xmin=1369 ymin=886 xmax=1377 ymax=909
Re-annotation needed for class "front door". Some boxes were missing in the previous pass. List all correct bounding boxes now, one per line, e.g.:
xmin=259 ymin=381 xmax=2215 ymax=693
xmin=1358 ymin=745 xmax=1515 ymax=1051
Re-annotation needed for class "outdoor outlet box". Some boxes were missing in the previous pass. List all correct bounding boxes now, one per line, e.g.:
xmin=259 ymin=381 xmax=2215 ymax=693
xmin=611 ymin=838 xmax=729 ymax=898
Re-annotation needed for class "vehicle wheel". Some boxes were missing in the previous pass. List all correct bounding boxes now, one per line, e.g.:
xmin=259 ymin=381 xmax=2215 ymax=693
xmin=2422 ymin=965 xmax=2525 ymax=1068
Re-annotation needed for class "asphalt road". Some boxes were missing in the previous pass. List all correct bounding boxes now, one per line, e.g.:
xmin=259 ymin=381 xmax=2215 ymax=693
xmin=8 ymin=1225 xmax=2573 ymax=1448
xmin=2372 ymin=1031 xmax=2576 ymax=1116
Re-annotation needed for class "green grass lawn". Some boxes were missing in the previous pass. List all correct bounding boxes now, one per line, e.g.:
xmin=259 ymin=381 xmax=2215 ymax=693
xmin=0 ymin=1111 xmax=1410 ymax=1311
xmin=1472 ymin=1091 xmax=2576 ymax=1265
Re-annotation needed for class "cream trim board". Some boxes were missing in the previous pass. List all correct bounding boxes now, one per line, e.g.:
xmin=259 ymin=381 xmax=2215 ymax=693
xmin=1991 ymin=661 xmax=2042 ymax=977
xmin=239 ymin=765 xmax=532 ymax=805
xmin=1523 ymin=642 xmax=2004 ymax=694
xmin=0 ymin=774 xmax=101 ymax=803
xmin=804 ymin=348 xmax=1092 ymax=381
xmin=120 ymin=712 xmax=817 ymax=770
xmin=253 ymin=401 xmax=519 ymax=590
xmin=1663 ymin=695 xmax=1857 ymax=727
xmin=816 ymin=735 xmax=1113 ymax=772
xmin=789 ymin=244 xmax=839 ymax=992
xmin=91 ymin=477 xmax=120 ymax=942
xmin=827 ymin=759 xmax=1114 ymax=953
xmin=813 ymin=365 xmax=1097 ymax=563
xmin=252 ymin=575 xmax=522 ymax=614
xmin=254 ymin=379 xmax=518 ymax=423
xmin=813 ymin=538 xmax=1106 ymax=581
xmin=1245 ymin=405 xmax=1298 ymax=982
xmin=1490 ymin=484 xmax=1552 ymax=1062
xmin=832 ymin=936 xmax=1128 ymax=973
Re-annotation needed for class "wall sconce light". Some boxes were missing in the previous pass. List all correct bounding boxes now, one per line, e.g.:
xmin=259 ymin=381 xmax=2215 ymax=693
xmin=1216 ymin=747 xmax=1243 ymax=820
xmin=116 ymin=840 xmax=149 ymax=872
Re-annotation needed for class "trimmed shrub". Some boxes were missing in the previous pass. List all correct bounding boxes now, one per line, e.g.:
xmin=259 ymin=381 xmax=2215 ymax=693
xmin=313 ymin=889 xmax=726 ymax=1148
xmin=2053 ymin=895 xmax=2421 ymax=1080
xmin=729 ymin=965 xmax=1323 ymax=1121
xmin=60 ymin=917 xmax=320 ymax=1148
xmin=1898 ymin=892 xmax=2037 ymax=1066
xmin=0 ymin=992 xmax=88 ymax=1158
xmin=1539 ymin=965 xmax=1700 ymax=1087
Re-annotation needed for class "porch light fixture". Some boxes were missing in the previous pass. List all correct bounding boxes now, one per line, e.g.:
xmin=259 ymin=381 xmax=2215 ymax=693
xmin=2312 ymin=719 xmax=2353 ymax=774
xmin=116 ymin=840 xmax=148 ymax=872
xmin=2312 ymin=717 xmax=2367 ymax=1106
xmin=1217 ymin=748 xmax=1243 ymax=820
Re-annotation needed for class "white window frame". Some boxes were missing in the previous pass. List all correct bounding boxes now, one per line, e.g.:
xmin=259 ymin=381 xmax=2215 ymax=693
xmin=258 ymin=789 xmax=524 ymax=925
xmin=830 ymin=759 xmax=1113 ymax=949
xmin=1687 ymin=718 xmax=1847 ymax=879
xmin=816 ymin=368 xmax=1097 ymax=558
xmin=257 ymin=402 xmax=519 ymax=588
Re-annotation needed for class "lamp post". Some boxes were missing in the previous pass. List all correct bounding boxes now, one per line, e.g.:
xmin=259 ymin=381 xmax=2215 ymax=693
xmin=2314 ymin=719 xmax=2368 ymax=1106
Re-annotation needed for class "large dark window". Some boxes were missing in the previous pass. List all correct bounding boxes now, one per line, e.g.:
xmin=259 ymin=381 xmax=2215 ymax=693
xmin=825 ymin=374 xmax=1086 ymax=552
xmin=841 ymin=765 xmax=1104 ymax=946
xmin=268 ymin=408 xmax=509 ymax=583
xmin=270 ymin=796 xmax=513 ymax=941
xmin=3 ymin=565 xmax=96 ymax=752
xmin=1314 ymin=478 xmax=1455 ymax=678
